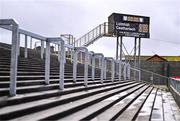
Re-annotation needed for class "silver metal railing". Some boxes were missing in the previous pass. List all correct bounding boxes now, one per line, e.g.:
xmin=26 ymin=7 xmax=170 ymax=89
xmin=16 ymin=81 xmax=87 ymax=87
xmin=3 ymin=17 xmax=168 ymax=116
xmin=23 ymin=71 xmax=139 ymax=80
xmin=169 ymin=78 xmax=180 ymax=93
xmin=0 ymin=19 xmax=65 ymax=96
xmin=1 ymin=19 xmax=179 ymax=98
xmin=131 ymin=67 xmax=180 ymax=93
xmin=74 ymin=22 xmax=110 ymax=47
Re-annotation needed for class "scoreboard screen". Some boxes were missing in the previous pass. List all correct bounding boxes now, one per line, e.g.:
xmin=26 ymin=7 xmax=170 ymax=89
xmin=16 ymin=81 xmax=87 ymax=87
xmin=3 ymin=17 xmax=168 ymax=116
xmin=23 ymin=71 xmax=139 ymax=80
xmin=108 ymin=13 xmax=150 ymax=38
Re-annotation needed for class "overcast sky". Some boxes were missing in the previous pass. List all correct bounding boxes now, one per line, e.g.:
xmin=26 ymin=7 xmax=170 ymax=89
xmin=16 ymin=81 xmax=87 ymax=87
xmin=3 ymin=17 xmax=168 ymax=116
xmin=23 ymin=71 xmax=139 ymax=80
xmin=0 ymin=0 xmax=180 ymax=57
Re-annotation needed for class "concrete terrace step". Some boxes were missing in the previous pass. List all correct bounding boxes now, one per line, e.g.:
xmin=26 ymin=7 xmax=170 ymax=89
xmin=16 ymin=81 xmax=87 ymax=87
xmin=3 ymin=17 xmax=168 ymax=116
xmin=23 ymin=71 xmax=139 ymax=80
xmin=18 ymin=83 xmax=147 ymax=121
xmin=0 ymin=71 xmax=101 ymax=76
xmin=0 ymin=75 xmax=102 ymax=81
xmin=0 ymin=78 xmax=121 ymax=96
xmin=80 ymin=84 xmax=151 ymax=121
xmin=60 ymin=83 xmax=148 ymax=121
xmin=0 ymin=80 xmax=131 ymax=107
xmin=0 ymin=77 xmax=105 ymax=88
xmin=0 ymin=81 xmax=140 ymax=120
xmin=135 ymin=88 xmax=158 ymax=121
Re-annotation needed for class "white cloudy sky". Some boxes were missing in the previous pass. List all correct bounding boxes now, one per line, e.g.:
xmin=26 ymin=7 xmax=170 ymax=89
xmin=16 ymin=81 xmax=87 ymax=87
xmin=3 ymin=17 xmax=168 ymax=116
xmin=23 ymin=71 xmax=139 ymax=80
xmin=0 ymin=0 xmax=180 ymax=57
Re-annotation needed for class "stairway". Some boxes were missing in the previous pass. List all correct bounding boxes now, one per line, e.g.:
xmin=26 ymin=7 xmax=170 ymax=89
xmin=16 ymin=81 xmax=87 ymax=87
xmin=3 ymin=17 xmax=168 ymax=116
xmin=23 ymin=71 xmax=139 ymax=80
xmin=74 ymin=22 xmax=112 ymax=47
xmin=0 ymin=42 xmax=179 ymax=121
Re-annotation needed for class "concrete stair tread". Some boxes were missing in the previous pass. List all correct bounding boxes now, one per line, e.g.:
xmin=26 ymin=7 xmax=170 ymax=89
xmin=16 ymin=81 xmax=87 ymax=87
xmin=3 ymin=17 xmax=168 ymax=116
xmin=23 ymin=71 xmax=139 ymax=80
xmin=115 ymin=86 xmax=153 ymax=121
xmin=151 ymin=90 xmax=164 ymax=121
xmin=166 ymin=91 xmax=180 ymax=121
xmin=0 ymin=81 xmax=138 ymax=120
xmin=9 ymin=82 xmax=141 ymax=121
xmin=135 ymin=88 xmax=158 ymax=121
xmin=162 ymin=90 xmax=177 ymax=121
xmin=87 ymin=84 xmax=150 ymax=121
xmin=0 ymin=80 xmax=103 ymax=91
xmin=0 ymin=77 xmax=101 ymax=84
xmin=60 ymin=83 xmax=146 ymax=121
xmin=0 ymin=80 xmax=132 ymax=108
xmin=0 ymin=81 xmax=127 ymax=103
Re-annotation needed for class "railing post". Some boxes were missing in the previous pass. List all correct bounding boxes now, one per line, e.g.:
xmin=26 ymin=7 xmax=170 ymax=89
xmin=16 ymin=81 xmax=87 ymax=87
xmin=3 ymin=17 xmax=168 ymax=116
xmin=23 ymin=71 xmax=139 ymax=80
xmin=59 ymin=41 xmax=65 ymax=90
xmin=99 ymin=24 xmax=101 ymax=35
xmin=119 ymin=61 xmax=122 ymax=81
xmin=80 ymin=51 xmax=83 ymax=63
xmin=123 ymin=63 xmax=126 ymax=81
xmin=104 ymin=59 xmax=107 ymax=80
xmin=111 ymin=59 xmax=115 ymax=82
xmin=138 ymin=69 xmax=141 ymax=81
xmin=73 ymin=50 xmax=77 ymax=83
xmin=45 ymin=41 xmax=50 ymax=84
xmin=17 ymin=33 xmax=20 ymax=56
xmin=104 ymin=22 xmax=106 ymax=34
xmin=64 ymin=47 xmax=66 ymax=63
xmin=10 ymin=24 xmax=19 ymax=96
xmin=70 ymin=48 xmax=73 ymax=63
xmin=127 ymin=63 xmax=131 ymax=80
xmin=24 ymin=35 xmax=28 ymax=58
xmin=58 ymin=45 xmax=60 ymax=62
xmin=30 ymin=37 xmax=32 ymax=49
xmin=100 ymin=56 xmax=104 ymax=84
xmin=84 ymin=49 xmax=88 ymax=87
xmin=92 ymin=56 xmax=95 ymax=80
xmin=41 ymin=41 xmax=44 ymax=59
xmin=99 ymin=57 xmax=101 ymax=68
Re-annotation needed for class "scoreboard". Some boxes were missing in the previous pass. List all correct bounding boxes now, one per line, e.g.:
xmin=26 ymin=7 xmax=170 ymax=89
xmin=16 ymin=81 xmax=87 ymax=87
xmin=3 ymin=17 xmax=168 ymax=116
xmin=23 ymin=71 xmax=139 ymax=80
xmin=108 ymin=13 xmax=150 ymax=38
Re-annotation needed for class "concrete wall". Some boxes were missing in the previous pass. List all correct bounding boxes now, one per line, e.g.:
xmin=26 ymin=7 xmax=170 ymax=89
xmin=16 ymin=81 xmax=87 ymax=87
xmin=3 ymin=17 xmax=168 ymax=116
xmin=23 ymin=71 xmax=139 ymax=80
xmin=129 ymin=61 xmax=180 ymax=85
xmin=139 ymin=61 xmax=180 ymax=77
xmin=170 ymin=86 xmax=180 ymax=108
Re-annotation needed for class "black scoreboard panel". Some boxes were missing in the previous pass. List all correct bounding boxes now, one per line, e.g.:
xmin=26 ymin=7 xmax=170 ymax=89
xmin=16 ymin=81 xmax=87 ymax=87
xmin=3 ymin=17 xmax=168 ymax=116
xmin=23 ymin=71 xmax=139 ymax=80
xmin=108 ymin=13 xmax=150 ymax=38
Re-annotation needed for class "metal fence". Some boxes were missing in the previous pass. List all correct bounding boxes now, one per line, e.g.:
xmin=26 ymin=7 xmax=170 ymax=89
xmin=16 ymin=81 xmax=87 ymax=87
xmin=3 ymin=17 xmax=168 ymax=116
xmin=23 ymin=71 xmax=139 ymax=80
xmin=130 ymin=67 xmax=180 ymax=94
xmin=74 ymin=22 xmax=109 ymax=47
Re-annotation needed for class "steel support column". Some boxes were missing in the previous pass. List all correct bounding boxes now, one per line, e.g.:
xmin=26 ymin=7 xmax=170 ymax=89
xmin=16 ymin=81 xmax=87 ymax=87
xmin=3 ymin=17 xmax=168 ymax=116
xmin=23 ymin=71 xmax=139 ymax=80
xmin=41 ymin=41 xmax=44 ymax=59
xmin=111 ymin=59 xmax=115 ymax=82
xmin=30 ymin=37 xmax=32 ymax=49
xmin=120 ymin=36 xmax=123 ymax=61
xmin=59 ymin=41 xmax=65 ymax=90
xmin=138 ymin=38 xmax=141 ymax=80
xmin=119 ymin=60 xmax=122 ymax=81
xmin=92 ymin=56 xmax=95 ymax=80
xmin=104 ymin=59 xmax=107 ymax=80
xmin=10 ymin=24 xmax=19 ymax=96
xmin=24 ymin=35 xmax=28 ymax=58
xmin=45 ymin=41 xmax=50 ymax=84
xmin=73 ymin=51 xmax=77 ymax=83
xmin=134 ymin=37 xmax=137 ymax=80
xmin=116 ymin=36 xmax=119 ymax=60
xmin=123 ymin=62 xmax=126 ymax=81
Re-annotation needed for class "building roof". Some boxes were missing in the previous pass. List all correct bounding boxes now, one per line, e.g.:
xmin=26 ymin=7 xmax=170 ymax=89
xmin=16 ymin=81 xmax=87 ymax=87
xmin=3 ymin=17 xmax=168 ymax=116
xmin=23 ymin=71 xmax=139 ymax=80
xmin=124 ymin=54 xmax=180 ymax=62
xmin=146 ymin=54 xmax=168 ymax=62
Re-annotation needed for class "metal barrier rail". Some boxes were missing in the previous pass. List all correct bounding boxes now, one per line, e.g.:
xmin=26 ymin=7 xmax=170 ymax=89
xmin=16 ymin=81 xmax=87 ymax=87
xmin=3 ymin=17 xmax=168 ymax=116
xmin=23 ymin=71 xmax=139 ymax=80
xmin=132 ymin=67 xmax=180 ymax=93
xmin=169 ymin=78 xmax=180 ymax=93
xmin=0 ymin=19 xmax=132 ymax=96
xmin=0 ymin=19 xmax=66 ymax=96
xmin=74 ymin=22 xmax=110 ymax=47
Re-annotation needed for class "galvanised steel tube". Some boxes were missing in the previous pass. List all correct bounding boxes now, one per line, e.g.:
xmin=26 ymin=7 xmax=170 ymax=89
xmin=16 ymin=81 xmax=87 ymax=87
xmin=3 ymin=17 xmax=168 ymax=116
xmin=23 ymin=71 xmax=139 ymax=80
xmin=0 ymin=19 xmax=19 ymax=96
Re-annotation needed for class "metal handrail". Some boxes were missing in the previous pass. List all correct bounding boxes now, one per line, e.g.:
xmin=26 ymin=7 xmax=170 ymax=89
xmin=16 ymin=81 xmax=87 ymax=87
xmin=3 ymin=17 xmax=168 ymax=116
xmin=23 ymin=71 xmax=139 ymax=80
xmin=74 ymin=22 xmax=110 ymax=47
xmin=0 ymin=25 xmax=46 ymax=41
